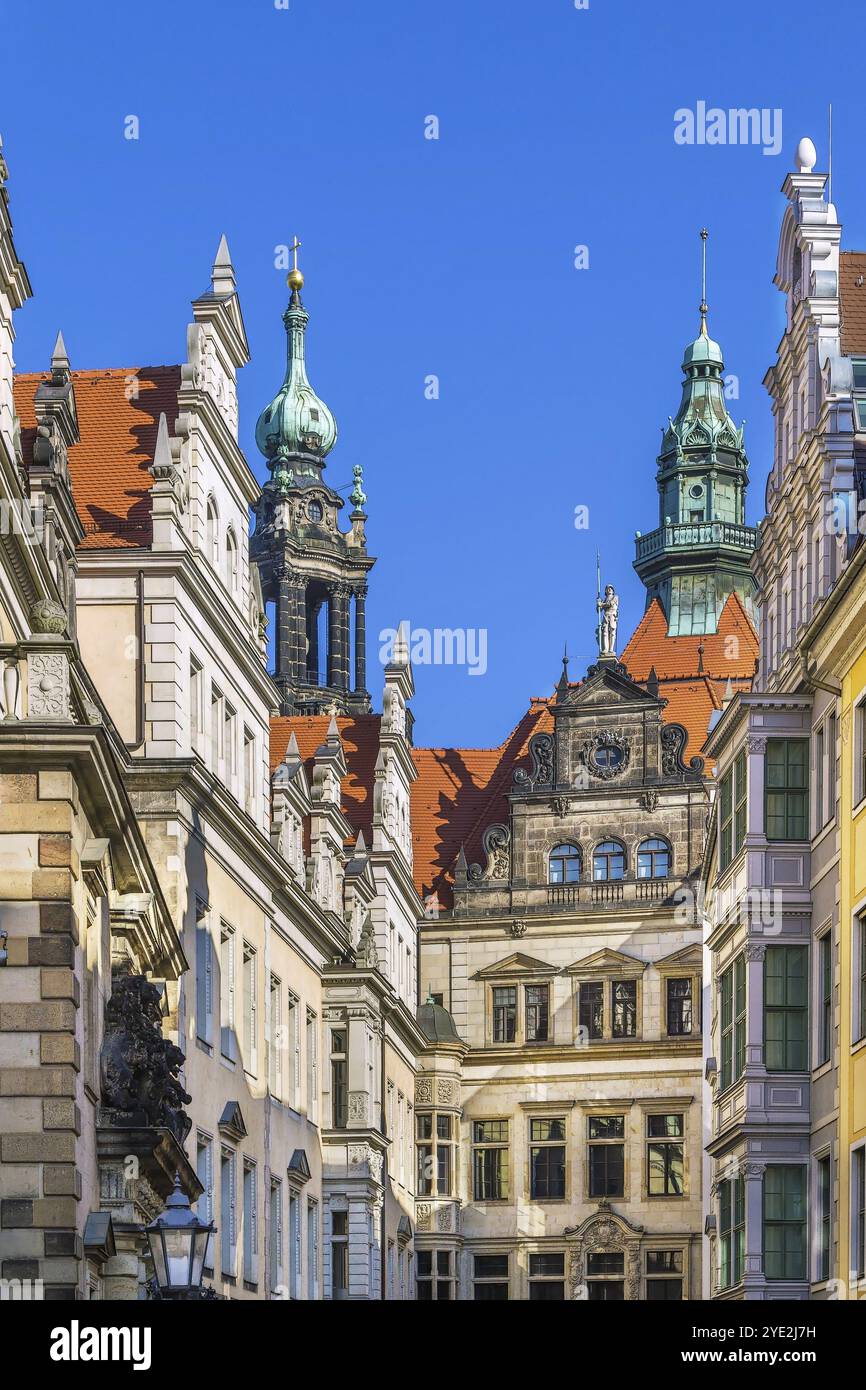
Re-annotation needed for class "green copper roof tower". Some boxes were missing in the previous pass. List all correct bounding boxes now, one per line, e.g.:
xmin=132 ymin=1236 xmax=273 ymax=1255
xmin=633 ymin=230 xmax=758 ymax=635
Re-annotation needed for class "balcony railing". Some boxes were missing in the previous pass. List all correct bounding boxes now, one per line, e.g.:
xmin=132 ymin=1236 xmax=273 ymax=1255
xmin=635 ymin=521 xmax=758 ymax=563
xmin=543 ymin=877 xmax=674 ymax=910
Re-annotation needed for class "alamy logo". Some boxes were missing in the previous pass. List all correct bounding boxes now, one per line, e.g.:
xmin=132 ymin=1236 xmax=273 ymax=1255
xmin=49 ymin=1321 xmax=152 ymax=1372
xmin=379 ymin=621 xmax=488 ymax=677
xmin=674 ymin=102 xmax=782 ymax=156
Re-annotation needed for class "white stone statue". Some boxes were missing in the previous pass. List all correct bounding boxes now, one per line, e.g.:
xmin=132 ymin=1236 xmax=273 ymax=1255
xmin=597 ymin=584 xmax=619 ymax=656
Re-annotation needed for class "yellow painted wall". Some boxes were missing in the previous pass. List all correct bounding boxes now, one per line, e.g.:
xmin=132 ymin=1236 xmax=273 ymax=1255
xmin=839 ymin=643 xmax=866 ymax=1294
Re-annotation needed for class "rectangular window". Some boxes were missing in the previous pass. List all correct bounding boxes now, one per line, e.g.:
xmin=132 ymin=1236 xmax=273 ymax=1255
xmin=719 ymin=766 xmax=733 ymax=870
xmin=857 ymin=700 xmax=866 ymax=805
xmin=473 ymin=1120 xmax=509 ymax=1201
xmin=720 ymin=751 xmax=747 ymax=871
xmin=331 ymin=1210 xmax=348 ymax=1299
xmin=492 ymin=986 xmax=516 ymax=1043
xmin=330 ymin=1029 xmax=348 ymax=1129
xmin=436 ymin=1113 xmax=454 ymax=1196
xmin=646 ymin=1249 xmax=683 ymax=1301
xmin=243 ymin=727 xmax=256 ymax=817
xmin=667 ymin=977 xmax=692 ymax=1036
xmin=269 ymin=1179 xmax=283 ymax=1293
xmin=416 ymin=1112 xmax=433 ymax=1195
xmin=190 ymin=657 xmax=202 ymax=748
xmin=587 ymin=1250 xmax=624 ymax=1300
xmin=819 ymin=934 xmax=832 ymax=1066
xmin=815 ymin=723 xmax=824 ymax=830
xmin=242 ymin=941 xmax=257 ymax=1075
xmin=587 ymin=1115 xmax=625 ymax=1198
xmin=196 ymin=1132 xmax=215 ymax=1271
xmin=224 ymin=702 xmax=237 ymax=789
xmin=306 ymin=1010 xmax=318 ymax=1123
xmin=525 ymin=984 xmax=549 ymax=1042
xmin=646 ymin=1114 xmax=685 ymax=1197
xmin=528 ymin=1252 xmax=565 ymax=1300
xmin=289 ymin=1190 xmax=301 ymax=1298
xmin=817 ymin=1155 xmax=831 ymax=1283
xmin=242 ymin=1159 xmax=257 ymax=1285
xmin=220 ymin=923 xmax=236 ymax=1062
xmin=307 ymin=1199 xmax=319 ymax=1300
xmin=269 ymin=974 xmax=281 ymax=1098
xmin=416 ymin=1250 xmax=455 ymax=1301
xmin=529 ymin=1117 xmax=566 ymax=1200
xmin=719 ymin=1176 xmax=744 ymax=1289
xmin=220 ymin=1148 xmax=237 ymax=1278
xmin=287 ymin=993 xmax=300 ymax=1108
xmin=853 ymin=1148 xmax=866 ymax=1281
xmin=720 ymin=955 xmax=746 ymax=1091
xmin=858 ymin=914 xmax=866 ymax=1044
xmin=763 ymin=1165 xmax=806 ymax=1281
xmin=195 ymin=904 xmax=213 ymax=1046
xmin=473 ymin=1253 xmax=509 ymax=1300
xmin=828 ymin=711 xmax=837 ymax=818
xmin=764 ymin=945 xmax=808 ymax=1071
xmin=765 ymin=739 xmax=808 ymax=841
xmin=579 ymin=981 xmax=604 ymax=1039
xmin=612 ymin=980 xmax=637 ymax=1038
xmin=210 ymin=685 xmax=223 ymax=773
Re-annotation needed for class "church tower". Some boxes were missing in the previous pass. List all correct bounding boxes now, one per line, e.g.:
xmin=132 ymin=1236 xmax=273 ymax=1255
xmin=633 ymin=231 xmax=758 ymax=635
xmin=251 ymin=245 xmax=374 ymax=714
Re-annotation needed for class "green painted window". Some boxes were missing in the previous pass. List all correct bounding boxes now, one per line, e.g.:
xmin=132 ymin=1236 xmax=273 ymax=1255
xmin=719 ymin=1176 xmax=744 ymax=1289
xmin=764 ymin=946 xmax=808 ymax=1071
xmin=719 ymin=749 xmax=747 ymax=871
xmin=720 ymin=956 xmax=746 ymax=1090
xmin=765 ymin=739 xmax=808 ymax=840
xmin=763 ymin=1166 xmax=806 ymax=1281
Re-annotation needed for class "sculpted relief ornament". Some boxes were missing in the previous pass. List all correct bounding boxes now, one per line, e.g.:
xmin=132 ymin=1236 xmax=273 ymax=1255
xmin=468 ymin=823 xmax=510 ymax=883
xmin=597 ymin=584 xmax=619 ymax=657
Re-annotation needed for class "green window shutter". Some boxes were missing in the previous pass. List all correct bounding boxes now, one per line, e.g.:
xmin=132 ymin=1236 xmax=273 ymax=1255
xmin=720 ymin=770 xmax=733 ymax=870
xmin=765 ymin=740 xmax=809 ymax=840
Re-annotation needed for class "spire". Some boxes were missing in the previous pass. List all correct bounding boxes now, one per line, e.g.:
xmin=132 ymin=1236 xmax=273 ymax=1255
xmin=699 ymin=228 xmax=709 ymax=338
xmin=211 ymin=235 xmax=236 ymax=296
xmin=254 ymin=238 xmax=337 ymax=481
xmin=51 ymin=330 xmax=69 ymax=374
xmin=556 ymin=644 xmax=570 ymax=696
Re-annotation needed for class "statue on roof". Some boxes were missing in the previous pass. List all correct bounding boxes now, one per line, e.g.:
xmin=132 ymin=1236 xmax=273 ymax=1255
xmin=597 ymin=584 xmax=619 ymax=657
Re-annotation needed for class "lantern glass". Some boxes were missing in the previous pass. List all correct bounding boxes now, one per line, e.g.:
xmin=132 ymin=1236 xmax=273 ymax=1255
xmin=163 ymin=1227 xmax=193 ymax=1288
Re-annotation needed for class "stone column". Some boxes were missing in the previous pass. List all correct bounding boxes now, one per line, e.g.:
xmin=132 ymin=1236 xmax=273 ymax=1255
xmin=745 ymin=736 xmax=767 ymax=844
xmin=353 ymin=584 xmax=367 ymax=695
xmin=742 ymin=1162 xmax=767 ymax=1296
xmin=327 ymin=587 xmax=340 ymax=688
xmin=292 ymin=575 xmax=307 ymax=686
xmin=307 ymin=597 xmax=319 ymax=685
xmin=277 ymin=567 xmax=293 ymax=683
xmin=333 ymin=585 xmax=349 ymax=692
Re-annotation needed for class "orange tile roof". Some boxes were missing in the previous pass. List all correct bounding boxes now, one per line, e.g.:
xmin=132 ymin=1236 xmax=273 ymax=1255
xmin=14 ymin=367 xmax=180 ymax=549
xmin=840 ymin=251 xmax=866 ymax=357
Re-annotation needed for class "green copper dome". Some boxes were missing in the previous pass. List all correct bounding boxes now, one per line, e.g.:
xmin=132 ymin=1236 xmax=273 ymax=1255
xmin=255 ymin=284 xmax=337 ymax=485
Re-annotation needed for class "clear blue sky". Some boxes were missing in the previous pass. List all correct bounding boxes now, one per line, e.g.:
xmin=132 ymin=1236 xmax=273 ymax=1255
xmin=5 ymin=0 xmax=864 ymax=747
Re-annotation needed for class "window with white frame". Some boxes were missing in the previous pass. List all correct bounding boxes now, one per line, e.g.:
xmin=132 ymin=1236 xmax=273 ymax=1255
xmin=817 ymin=932 xmax=832 ymax=1067
xmin=856 ymin=911 xmax=866 ymax=1045
xmin=856 ymin=698 xmax=866 ymax=807
xmin=243 ymin=727 xmax=256 ymax=817
xmin=307 ymin=1199 xmax=319 ymax=1299
xmin=852 ymin=1145 xmax=866 ymax=1283
xmin=224 ymin=702 xmax=237 ymax=791
xmin=306 ymin=1009 xmax=318 ymax=1122
xmin=288 ymin=1189 xmax=301 ymax=1298
xmin=815 ymin=1153 xmax=831 ymax=1284
xmin=206 ymin=497 xmax=219 ymax=566
xmin=225 ymin=527 xmax=238 ymax=593
xmin=220 ymin=922 xmax=236 ymax=1062
xmin=220 ymin=1147 xmax=237 ymax=1277
xmin=330 ymin=1209 xmax=349 ymax=1299
xmin=190 ymin=657 xmax=203 ymax=750
xmin=242 ymin=941 xmax=258 ymax=1075
xmin=196 ymin=1132 xmax=215 ymax=1271
xmin=269 ymin=974 xmax=281 ymax=1098
xmin=210 ymin=686 xmax=223 ymax=774
xmin=269 ymin=1178 xmax=283 ymax=1294
xmin=286 ymin=992 xmax=300 ymax=1108
xmin=195 ymin=902 xmax=213 ymax=1047
xmin=646 ymin=1113 xmax=685 ymax=1197
xmin=242 ymin=1158 xmax=258 ymax=1285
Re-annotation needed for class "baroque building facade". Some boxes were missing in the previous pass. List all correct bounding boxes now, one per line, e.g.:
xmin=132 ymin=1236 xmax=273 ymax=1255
xmin=702 ymin=135 xmax=866 ymax=1301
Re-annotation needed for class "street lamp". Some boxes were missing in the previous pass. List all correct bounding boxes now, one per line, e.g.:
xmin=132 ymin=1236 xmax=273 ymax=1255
xmin=146 ymin=1172 xmax=214 ymax=1299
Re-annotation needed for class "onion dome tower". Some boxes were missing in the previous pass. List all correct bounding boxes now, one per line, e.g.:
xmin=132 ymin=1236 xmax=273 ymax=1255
xmin=633 ymin=230 xmax=758 ymax=635
xmin=251 ymin=242 xmax=374 ymax=714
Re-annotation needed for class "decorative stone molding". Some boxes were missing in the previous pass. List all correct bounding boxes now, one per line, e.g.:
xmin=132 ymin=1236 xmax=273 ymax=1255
xmin=436 ymin=1077 xmax=457 ymax=1105
xmin=30 ymin=597 xmax=67 ymax=634
xmin=347 ymin=1091 xmax=368 ymax=1124
xmin=580 ymin=729 xmax=631 ymax=780
xmin=640 ymin=788 xmax=659 ymax=812
xmin=0 ymin=656 xmax=20 ymax=720
xmin=513 ymin=731 xmax=554 ymax=790
xmin=27 ymin=649 xmax=70 ymax=719
xmin=508 ymin=918 xmax=527 ymax=938
xmin=744 ymin=943 xmax=766 ymax=961
xmin=746 ymin=736 xmax=767 ymax=754
xmin=551 ymin=795 xmax=571 ymax=818
xmin=416 ymin=1202 xmax=431 ymax=1232
xmin=99 ymin=970 xmax=192 ymax=1144
xmin=468 ymin=823 xmax=510 ymax=882
xmin=415 ymin=1076 xmax=433 ymax=1104
xmin=661 ymin=722 xmax=704 ymax=776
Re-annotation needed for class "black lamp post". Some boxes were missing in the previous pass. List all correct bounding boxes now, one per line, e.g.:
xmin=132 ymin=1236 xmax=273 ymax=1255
xmin=146 ymin=1172 xmax=215 ymax=1299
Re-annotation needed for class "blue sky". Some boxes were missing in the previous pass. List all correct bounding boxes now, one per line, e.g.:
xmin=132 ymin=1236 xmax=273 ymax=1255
xmin=5 ymin=0 xmax=864 ymax=747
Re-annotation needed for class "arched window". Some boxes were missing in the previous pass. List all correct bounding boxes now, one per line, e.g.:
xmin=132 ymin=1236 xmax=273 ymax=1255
xmin=548 ymin=843 xmax=581 ymax=884
xmin=206 ymin=497 xmax=219 ymax=566
xmin=593 ymin=840 xmax=625 ymax=882
xmin=225 ymin=528 xmax=238 ymax=592
xmin=637 ymin=837 xmax=670 ymax=880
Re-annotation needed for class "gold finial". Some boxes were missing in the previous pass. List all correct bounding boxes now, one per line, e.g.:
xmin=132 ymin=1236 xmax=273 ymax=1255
xmin=287 ymin=236 xmax=304 ymax=291
xmin=699 ymin=228 xmax=709 ymax=337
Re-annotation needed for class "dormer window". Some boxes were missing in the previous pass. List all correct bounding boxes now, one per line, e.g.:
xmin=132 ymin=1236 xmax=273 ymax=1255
xmin=308 ymin=500 xmax=323 ymax=523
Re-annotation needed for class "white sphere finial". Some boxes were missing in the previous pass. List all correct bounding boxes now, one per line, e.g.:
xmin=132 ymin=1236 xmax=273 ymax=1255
xmin=796 ymin=137 xmax=817 ymax=173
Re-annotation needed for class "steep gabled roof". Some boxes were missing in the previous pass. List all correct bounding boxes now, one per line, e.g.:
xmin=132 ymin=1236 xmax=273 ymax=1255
xmin=14 ymin=367 xmax=181 ymax=549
